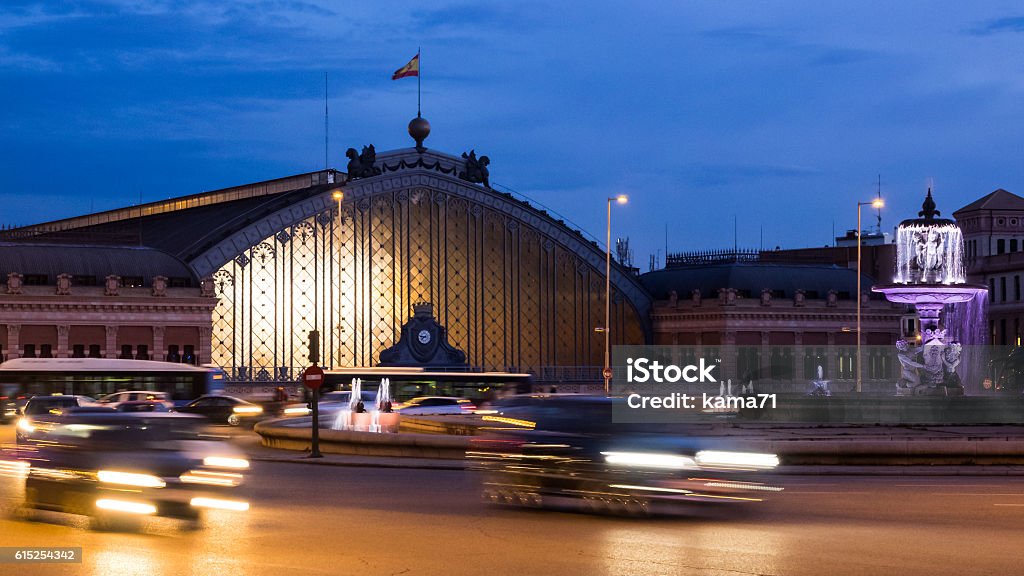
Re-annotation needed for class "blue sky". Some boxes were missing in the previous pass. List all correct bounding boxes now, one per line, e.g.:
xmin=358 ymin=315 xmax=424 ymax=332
xmin=2 ymin=1 xmax=1023 ymax=267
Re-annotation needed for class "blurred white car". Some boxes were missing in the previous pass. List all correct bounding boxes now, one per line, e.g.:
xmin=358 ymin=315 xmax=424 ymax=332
xmin=97 ymin=390 xmax=175 ymax=410
xmin=394 ymin=396 xmax=476 ymax=415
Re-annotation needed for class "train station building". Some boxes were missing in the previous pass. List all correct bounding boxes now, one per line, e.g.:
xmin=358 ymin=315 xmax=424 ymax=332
xmin=1 ymin=125 xmax=650 ymax=388
xmin=0 ymin=123 xmax=1013 ymax=389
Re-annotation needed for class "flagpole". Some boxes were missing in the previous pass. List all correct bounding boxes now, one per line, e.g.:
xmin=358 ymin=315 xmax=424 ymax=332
xmin=417 ymin=47 xmax=421 ymax=118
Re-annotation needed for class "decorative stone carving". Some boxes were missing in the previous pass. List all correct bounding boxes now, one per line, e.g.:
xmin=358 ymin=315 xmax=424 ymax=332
xmin=57 ymin=325 xmax=69 ymax=338
xmin=152 ymin=276 xmax=168 ymax=297
xmin=6 ymin=272 xmax=23 ymax=294
xmin=668 ymin=290 xmax=678 ymax=307
xmin=827 ymin=289 xmax=838 ymax=307
xmin=56 ymin=273 xmax=72 ymax=295
xmin=691 ymin=289 xmax=701 ymax=307
xmin=760 ymin=288 xmax=772 ymax=306
xmin=200 ymin=277 xmax=216 ymax=297
xmin=378 ymin=302 xmax=467 ymax=367
xmin=458 ymin=150 xmax=490 ymax=188
xmin=718 ymin=288 xmax=737 ymax=306
xmin=105 ymin=275 xmax=120 ymax=296
xmin=794 ymin=289 xmax=806 ymax=307
xmin=345 ymin=145 xmax=381 ymax=179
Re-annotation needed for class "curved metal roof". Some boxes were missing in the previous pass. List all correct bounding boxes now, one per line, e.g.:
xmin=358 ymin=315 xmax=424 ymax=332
xmin=0 ymin=242 xmax=195 ymax=285
xmin=640 ymin=262 xmax=874 ymax=300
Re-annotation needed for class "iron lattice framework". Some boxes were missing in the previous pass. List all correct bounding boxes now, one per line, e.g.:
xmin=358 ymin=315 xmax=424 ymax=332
xmin=207 ymin=160 xmax=648 ymax=381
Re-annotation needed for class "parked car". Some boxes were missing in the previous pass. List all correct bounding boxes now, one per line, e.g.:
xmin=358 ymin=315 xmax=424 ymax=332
xmin=16 ymin=395 xmax=99 ymax=443
xmin=97 ymin=391 xmax=175 ymax=410
xmin=2 ymin=412 xmax=249 ymax=529
xmin=176 ymin=395 xmax=263 ymax=426
xmin=394 ymin=396 xmax=476 ymax=415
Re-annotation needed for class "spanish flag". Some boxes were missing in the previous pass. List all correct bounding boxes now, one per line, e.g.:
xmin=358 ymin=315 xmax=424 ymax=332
xmin=392 ymin=53 xmax=419 ymax=80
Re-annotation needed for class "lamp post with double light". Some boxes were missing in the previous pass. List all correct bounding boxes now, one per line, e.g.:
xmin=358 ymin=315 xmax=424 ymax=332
xmin=856 ymin=197 xmax=884 ymax=393
xmin=603 ymin=195 xmax=628 ymax=396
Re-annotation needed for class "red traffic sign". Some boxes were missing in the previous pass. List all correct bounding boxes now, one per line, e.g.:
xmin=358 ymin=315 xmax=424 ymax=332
xmin=602 ymin=367 xmax=613 ymax=380
xmin=303 ymin=365 xmax=325 ymax=389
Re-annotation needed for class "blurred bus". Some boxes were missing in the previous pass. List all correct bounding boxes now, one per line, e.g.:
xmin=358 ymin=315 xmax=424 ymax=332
xmin=0 ymin=358 xmax=223 ymax=418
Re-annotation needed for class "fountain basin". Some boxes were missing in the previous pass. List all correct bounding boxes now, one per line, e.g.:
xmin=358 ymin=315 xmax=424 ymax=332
xmin=871 ymin=284 xmax=987 ymax=306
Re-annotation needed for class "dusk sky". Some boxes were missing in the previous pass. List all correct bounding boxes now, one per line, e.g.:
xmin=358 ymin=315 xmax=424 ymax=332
xmin=2 ymin=1 xmax=1023 ymax=267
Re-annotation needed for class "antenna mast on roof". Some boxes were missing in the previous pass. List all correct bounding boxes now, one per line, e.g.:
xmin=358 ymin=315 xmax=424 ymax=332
xmin=324 ymin=72 xmax=329 ymax=170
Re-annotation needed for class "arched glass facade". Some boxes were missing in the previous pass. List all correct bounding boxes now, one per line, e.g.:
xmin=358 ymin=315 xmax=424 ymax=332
xmin=207 ymin=154 xmax=649 ymax=381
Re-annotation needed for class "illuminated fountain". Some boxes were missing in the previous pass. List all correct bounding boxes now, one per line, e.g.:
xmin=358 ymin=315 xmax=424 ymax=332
xmin=873 ymin=189 xmax=986 ymax=396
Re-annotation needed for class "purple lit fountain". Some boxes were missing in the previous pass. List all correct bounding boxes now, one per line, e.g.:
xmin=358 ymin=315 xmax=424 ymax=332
xmin=873 ymin=189 xmax=986 ymax=396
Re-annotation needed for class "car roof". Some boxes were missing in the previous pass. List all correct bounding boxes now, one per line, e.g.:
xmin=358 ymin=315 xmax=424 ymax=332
xmin=31 ymin=411 xmax=206 ymax=424
xmin=27 ymin=395 xmax=92 ymax=402
xmin=194 ymin=394 xmax=247 ymax=403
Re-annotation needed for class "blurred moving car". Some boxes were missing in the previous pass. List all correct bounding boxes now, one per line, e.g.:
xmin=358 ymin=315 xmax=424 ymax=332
xmin=176 ymin=395 xmax=263 ymax=426
xmin=394 ymin=396 xmax=476 ymax=415
xmin=97 ymin=391 xmax=175 ymax=410
xmin=1 ymin=395 xmax=17 ymax=423
xmin=115 ymin=401 xmax=172 ymax=413
xmin=470 ymin=395 xmax=782 ymax=516
xmin=1 ymin=412 xmax=249 ymax=529
xmin=321 ymin=390 xmax=378 ymax=409
xmin=16 ymin=395 xmax=99 ymax=443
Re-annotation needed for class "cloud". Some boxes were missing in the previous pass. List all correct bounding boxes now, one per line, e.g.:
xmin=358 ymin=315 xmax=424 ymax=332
xmin=677 ymin=163 xmax=823 ymax=188
xmin=970 ymin=15 xmax=1024 ymax=35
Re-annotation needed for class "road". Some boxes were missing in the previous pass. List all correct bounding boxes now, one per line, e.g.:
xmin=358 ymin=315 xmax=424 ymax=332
xmin=1 ymin=425 xmax=1023 ymax=575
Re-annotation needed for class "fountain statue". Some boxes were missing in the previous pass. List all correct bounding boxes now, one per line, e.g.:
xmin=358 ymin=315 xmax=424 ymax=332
xmin=873 ymin=189 xmax=986 ymax=396
xmin=808 ymin=365 xmax=832 ymax=396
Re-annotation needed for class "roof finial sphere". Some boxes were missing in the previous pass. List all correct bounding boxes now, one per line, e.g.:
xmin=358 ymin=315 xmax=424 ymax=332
xmin=408 ymin=116 xmax=430 ymax=152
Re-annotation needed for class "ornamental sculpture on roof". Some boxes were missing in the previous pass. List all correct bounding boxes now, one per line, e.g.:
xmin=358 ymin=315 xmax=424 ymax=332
xmin=345 ymin=145 xmax=381 ymax=180
xmin=459 ymin=150 xmax=490 ymax=188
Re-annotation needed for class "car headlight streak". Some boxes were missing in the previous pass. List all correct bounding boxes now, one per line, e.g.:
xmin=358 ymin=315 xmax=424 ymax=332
xmin=97 ymin=470 xmax=166 ymax=488
xmin=694 ymin=450 xmax=780 ymax=470
xmin=602 ymin=451 xmax=697 ymax=470
xmin=203 ymin=456 xmax=250 ymax=470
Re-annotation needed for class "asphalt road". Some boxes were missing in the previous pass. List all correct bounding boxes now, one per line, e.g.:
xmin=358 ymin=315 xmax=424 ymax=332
xmin=1 ymin=425 xmax=1023 ymax=576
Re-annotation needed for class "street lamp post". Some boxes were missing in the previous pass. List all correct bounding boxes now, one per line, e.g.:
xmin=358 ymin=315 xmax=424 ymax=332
xmin=856 ymin=197 xmax=884 ymax=393
xmin=604 ymin=195 xmax=628 ymax=396
xmin=332 ymin=190 xmax=343 ymax=368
